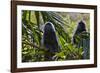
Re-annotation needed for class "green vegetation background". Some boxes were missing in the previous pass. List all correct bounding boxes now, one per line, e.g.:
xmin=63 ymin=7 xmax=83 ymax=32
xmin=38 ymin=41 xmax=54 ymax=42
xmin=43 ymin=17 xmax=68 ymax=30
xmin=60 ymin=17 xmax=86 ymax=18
xmin=22 ymin=10 xmax=90 ymax=62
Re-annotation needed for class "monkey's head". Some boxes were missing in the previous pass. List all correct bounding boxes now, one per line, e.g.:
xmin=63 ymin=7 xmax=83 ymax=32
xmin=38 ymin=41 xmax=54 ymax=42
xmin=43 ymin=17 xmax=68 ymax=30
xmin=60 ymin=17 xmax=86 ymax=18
xmin=44 ymin=22 xmax=55 ymax=33
xmin=77 ymin=20 xmax=86 ymax=32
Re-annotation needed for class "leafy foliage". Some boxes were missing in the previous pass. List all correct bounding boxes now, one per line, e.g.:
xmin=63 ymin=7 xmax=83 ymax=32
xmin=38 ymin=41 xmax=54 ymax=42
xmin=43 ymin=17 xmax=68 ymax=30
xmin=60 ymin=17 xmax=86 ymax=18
xmin=22 ymin=10 xmax=90 ymax=62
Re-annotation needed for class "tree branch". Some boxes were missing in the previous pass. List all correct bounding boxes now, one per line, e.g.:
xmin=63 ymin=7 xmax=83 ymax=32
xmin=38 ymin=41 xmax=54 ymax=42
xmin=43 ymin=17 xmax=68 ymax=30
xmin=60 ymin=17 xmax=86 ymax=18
xmin=22 ymin=41 xmax=47 ymax=51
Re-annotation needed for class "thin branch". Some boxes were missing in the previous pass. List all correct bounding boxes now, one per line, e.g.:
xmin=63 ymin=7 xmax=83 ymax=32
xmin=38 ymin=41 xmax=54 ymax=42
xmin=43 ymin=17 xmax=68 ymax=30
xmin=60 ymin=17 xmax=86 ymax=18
xmin=22 ymin=41 xmax=47 ymax=51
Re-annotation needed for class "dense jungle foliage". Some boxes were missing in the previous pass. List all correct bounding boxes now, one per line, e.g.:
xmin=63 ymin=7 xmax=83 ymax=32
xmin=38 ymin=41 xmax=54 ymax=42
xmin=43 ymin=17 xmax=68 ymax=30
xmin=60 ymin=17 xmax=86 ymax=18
xmin=22 ymin=10 xmax=90 ymax=62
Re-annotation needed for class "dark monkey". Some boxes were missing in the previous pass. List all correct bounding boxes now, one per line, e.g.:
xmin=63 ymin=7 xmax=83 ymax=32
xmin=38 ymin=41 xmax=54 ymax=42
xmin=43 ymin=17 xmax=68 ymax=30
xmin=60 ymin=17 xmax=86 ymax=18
xmin=72 ymin=20 xmax=86 ymax=44
xmin=41 ymin=22 xmax=60 ymax=60
xmin=42 ymin=22 xmax=60 ymax=53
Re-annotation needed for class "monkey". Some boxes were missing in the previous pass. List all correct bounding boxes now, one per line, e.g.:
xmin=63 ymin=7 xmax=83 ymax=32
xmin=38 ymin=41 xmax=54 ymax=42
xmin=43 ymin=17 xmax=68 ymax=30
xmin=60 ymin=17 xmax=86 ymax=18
xmin=71 ymin=20 xmax=90 ymax=59
xmin=41 ymin=22 xmax=60 ymax=61
xmin=72 ymin=20 xmax=87 ymax=44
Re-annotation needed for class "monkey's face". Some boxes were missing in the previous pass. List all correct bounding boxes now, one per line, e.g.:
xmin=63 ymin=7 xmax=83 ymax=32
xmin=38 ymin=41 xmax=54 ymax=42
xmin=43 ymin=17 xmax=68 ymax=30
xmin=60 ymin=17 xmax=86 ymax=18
xmin=78 ymin=21 xmax=86 ymax=32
